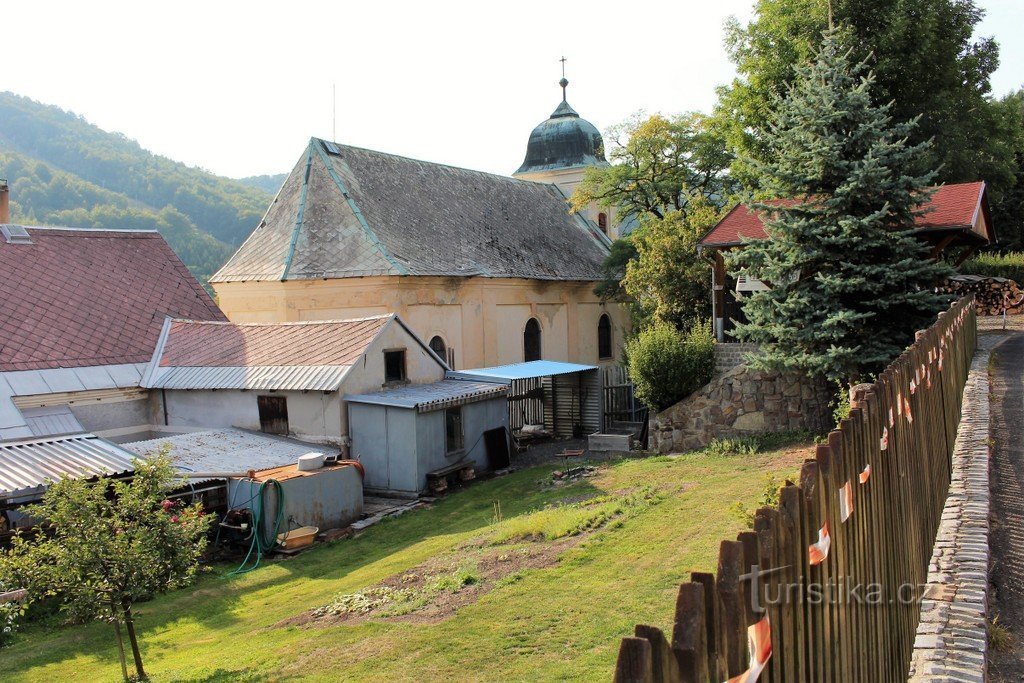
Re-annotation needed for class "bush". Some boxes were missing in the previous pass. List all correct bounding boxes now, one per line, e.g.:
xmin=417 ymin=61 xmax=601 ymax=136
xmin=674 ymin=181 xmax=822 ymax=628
xmin=959 ymin=252 xmax=1024 ymax=284
xmin=627 ymin=320 xmax=716 ymax=412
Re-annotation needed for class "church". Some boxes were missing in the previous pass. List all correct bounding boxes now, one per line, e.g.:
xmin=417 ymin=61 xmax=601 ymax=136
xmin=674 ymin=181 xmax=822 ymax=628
xmin=210 ymin=78 xmax=629 ymax=370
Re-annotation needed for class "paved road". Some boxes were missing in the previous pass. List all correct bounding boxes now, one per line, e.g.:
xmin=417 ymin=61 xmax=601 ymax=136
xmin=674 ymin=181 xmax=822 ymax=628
xmin=987 ymin=330 xmax=1024 ymax=681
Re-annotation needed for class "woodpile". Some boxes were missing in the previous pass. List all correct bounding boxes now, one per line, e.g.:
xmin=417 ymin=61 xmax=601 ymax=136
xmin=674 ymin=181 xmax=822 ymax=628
xmin=938 ymin=275 xmax=1024 ymax=316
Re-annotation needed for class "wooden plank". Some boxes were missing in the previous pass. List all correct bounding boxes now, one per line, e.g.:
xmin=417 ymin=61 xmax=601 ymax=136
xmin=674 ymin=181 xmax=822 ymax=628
xmin=614 ymin=636 xmax=654 ymax=683
xmin=716 ymin=540 xmax=747 ymax=677
xmin=691 ymin=571 xmax=725 ymax=681
xmin=636 ymin=624 xmax=678 ymax=683
xmin=670 ymin=582 xmax=707 ymax=683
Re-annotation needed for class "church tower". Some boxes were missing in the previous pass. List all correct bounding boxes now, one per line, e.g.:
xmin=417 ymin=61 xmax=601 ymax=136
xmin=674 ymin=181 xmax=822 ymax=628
xmin=513 ymin=66 xmax=621 ymax=239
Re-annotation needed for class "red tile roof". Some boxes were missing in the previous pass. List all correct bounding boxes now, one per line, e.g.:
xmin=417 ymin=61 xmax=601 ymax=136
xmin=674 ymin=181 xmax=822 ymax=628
xmin=0 ymin=227 xmax=225 ymax=372
xmin=157 ymin=315 xmax=393 ymax=367
xmin=699 ymin=182 xmax=990 ymax=247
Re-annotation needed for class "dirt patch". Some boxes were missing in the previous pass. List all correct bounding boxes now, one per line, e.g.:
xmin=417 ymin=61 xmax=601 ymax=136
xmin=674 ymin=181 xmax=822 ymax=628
xmin=763 ymin=443 xmax=816 ymax=471
xmin=276 ymin=538 xmax=578 ymax=629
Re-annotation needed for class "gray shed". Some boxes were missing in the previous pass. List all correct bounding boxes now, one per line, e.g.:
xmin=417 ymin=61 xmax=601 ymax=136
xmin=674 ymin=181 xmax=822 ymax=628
xmin=446 ymin=361 xmax=602 ymax=439
xmin=347 ymin=380 xmax=508 ymax=495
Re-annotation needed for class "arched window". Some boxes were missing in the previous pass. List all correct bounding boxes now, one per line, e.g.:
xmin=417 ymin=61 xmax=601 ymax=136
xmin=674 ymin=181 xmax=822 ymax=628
xmin=524 ymin=318 xmax=542 ymax=362
xmin=429 ymin=335 xmax=447 ymax=359
xmin=598 ymin=212 xmax=608 ymax=235
xmin=598 ymin=314 xmax=613 ymax=359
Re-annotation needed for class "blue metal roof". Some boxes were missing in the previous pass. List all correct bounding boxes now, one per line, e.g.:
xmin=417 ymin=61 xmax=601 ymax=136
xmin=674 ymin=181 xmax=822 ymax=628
xmin=346 ymin=379 xmax=507 ymax=412
xmin=446 ymin=360 xmax=598 ymax=383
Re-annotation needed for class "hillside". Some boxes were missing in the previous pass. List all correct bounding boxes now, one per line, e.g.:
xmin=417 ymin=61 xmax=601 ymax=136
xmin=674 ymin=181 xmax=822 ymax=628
xmin=236 ymin=173 xmax=287 ymax=194
xmin=0 ymin=92 xmax=277 ymax=284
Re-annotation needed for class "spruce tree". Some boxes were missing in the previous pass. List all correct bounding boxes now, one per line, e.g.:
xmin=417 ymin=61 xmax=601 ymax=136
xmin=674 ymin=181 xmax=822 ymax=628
xmin=727 ymin=28 xmax=953 ymax=382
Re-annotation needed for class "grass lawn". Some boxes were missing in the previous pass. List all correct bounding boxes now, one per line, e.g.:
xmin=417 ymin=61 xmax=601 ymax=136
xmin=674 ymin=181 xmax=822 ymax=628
xmin=4 ymin=439 xmax=811 ymax=682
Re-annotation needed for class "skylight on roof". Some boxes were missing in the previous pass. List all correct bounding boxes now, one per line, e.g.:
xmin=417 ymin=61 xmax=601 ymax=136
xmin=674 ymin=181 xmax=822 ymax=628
xmin=1 ymin=225 xmax=32 ymax=244
xmin=323 ymin=141 xmax=342 ymax=156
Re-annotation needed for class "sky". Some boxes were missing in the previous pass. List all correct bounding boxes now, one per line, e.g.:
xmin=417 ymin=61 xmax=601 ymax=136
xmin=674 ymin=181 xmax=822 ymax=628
xmin=5 ymin=0 xmax=1024 ymax=180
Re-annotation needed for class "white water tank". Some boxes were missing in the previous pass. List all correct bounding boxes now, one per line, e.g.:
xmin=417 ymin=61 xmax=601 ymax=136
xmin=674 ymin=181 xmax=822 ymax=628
xmin=297 ymin=452 xmax=326 ymax=471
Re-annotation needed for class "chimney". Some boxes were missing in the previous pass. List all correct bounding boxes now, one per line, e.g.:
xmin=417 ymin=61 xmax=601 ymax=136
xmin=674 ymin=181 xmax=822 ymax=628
xmin=0 ymin=180 xmax=8 ymax=224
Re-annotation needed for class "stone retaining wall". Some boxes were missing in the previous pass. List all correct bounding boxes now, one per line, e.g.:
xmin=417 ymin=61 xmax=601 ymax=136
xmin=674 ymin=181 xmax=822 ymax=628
xmin=713 ymin=342 xmax=760 ymax=375
xmin=907 ymin=346 xmax=994 ymax=682
xmin=651 ymin=364 xmax=833 ymax=453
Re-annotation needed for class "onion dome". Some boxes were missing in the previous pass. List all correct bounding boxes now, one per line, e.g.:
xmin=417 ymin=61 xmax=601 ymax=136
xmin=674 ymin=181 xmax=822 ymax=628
xmin=515 ymin=78 xmax=606 ymax=174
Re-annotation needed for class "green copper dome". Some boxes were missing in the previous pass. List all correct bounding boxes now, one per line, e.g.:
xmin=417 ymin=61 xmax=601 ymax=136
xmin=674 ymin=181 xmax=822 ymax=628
xmin=515 ymin=79 xmax=606 ymax=175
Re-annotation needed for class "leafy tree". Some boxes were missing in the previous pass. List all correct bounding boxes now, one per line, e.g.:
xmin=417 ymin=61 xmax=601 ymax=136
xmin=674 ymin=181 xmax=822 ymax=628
xmin=572 ymin=113 xmax=736 ymax=330
xmin=716 ymin=0 xmax=1012 ymax=195
xmin=571 ymin=112 xmax=735 ymax=221
xmin=727 ymin=29 xmax=953 ymax=383
xmin=626 ymin=319 xmax=716 ymax=411
xmin=0 ymin=453 xmax=210 ymax=681
xmin=987 ymin=90 xmax=1024 ymax=249
xmin=622 ymin=200 xmax=726 ymax=330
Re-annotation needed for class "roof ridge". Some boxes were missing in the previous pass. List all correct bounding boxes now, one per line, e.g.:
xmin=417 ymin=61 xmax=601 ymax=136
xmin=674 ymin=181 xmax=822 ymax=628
xmin=12 ymin=225 xmax=161 ymax=235
xmin=310 ymin=137 xmax=557 ymax=188
xmin=310 ymin=139 xmax=408 ymax=276
xmin=168 ymin=313 xmax=395 ymax=327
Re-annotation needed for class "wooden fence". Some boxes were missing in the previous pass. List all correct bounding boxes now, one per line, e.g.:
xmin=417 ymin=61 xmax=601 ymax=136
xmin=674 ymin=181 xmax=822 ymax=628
xmin=613 ymin=297 xmax=978 ymax=683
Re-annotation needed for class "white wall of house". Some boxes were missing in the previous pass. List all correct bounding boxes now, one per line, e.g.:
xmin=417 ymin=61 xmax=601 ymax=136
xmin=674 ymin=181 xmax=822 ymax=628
xmin=154 ymin=321 xmax=448 ymax=446
xmin=158 ymin=390 xmax=343 ymax=445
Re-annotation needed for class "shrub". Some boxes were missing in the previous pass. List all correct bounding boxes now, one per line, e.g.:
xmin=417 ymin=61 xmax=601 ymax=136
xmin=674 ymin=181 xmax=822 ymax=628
xmin=627 ymin=319 xmax=716 ymax=412
xmin=706 ymin=437 xmax=761 ymax=457
xmin=959 ymin=252 xmax=1024 ymax=285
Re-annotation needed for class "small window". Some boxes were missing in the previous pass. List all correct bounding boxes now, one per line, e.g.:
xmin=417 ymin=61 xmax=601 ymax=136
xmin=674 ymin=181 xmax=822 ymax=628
xmin=384 ymin=349 xmax=407 ymax=383
xmin=429 ymin=336 xmax=447 ymax=360
xmin=598 ymin=314 xmax=613 ymax=360
xmin=446 ymin=407 xmax=464 ymax=454
xmin=524 ymin=318 xmax=542 ymax=362
xmin=257 ymin=396 xmax=289 ymax=435
xmin=597 ymin=212 xmax=608 ymax=235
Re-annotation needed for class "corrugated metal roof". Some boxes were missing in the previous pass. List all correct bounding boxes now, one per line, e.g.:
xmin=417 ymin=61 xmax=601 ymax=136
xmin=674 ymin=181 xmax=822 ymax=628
xmin=124 ymin=429 xmax=340 ymax=475
xmin=22 ymin=405 xmax=85 ymax=437
xmin=0 ymin=433 xmax=137 ymax=504
xmin=3 ymin=363 xmax=147 ymax=396
xmin=446 ymin=360 xmax=598 ymax=383
xmin=145 ymin=365 xmax=351 ymax=391
xmin=347 ymin=380 xmax=507 ymax=412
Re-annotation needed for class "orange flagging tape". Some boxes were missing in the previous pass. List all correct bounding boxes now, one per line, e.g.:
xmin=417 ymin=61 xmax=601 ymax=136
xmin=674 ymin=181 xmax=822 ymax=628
xmin=809 ymin=522 xmax=831 ymax=566
xmin=726 ymin=615 xmax=772 ymax=683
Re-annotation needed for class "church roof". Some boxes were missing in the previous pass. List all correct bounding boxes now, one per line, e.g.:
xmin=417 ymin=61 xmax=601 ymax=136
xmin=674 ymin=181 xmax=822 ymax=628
xmin=514 ymin=80 xmax=607 ymax=175
xmin=210 ymin=139 xmax=611 ymax=284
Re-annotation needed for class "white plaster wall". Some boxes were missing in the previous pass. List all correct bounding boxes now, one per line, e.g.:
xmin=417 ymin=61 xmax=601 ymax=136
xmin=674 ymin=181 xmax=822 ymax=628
xmin=162 ymin=389 xmax=343 ymax=445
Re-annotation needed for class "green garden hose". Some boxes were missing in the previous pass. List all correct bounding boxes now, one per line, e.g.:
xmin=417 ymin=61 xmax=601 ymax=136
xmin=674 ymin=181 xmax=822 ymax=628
xmin=230 ymin=479 xmax=285 ymax=575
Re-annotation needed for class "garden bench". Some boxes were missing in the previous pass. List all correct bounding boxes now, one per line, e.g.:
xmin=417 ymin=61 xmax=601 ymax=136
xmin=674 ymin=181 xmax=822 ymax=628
xmin=426 ymin=461 xmax=475 ymax=494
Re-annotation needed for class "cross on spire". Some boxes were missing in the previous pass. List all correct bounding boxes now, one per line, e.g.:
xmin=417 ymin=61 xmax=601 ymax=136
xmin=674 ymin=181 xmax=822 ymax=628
xmin=559 ymin=56 xmax=569 ymax=101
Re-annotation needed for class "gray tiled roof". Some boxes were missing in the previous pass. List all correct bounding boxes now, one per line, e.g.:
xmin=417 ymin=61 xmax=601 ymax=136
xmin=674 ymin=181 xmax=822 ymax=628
xmin=211 ymin=139 xmax=611 ymax=283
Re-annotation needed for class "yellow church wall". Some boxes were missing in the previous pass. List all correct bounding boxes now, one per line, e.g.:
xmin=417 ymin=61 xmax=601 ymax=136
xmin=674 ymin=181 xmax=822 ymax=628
xmin=514 ymin=166 xmax=623 ymax=240
xmin=212 ymin=276 xmax=630 ymax=370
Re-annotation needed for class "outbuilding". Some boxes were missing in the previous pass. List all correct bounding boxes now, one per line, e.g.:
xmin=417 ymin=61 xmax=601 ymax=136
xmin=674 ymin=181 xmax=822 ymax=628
xmin=347 ymin=380 xmax=509 ymax=496
xmin=446 ymin=361 xmax=602 ymax=439
xmin=140 ymin=313 xmax=449 ymax=451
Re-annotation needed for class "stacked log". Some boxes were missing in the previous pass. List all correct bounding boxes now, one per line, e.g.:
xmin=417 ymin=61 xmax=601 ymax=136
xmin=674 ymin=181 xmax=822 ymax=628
xmin=938 ymin=274 xmax=1024 ymax=316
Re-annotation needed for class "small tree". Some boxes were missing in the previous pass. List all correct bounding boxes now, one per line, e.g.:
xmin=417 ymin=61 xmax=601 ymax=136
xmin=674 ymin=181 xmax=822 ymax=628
xmin=623 ymin=200 xmax=727 ymax=331
xmin=571 ymin=112 xmax=736 ymax=221
xmin=728 ymin=28 xmax=952 ymax=382
xmin=0 ymin=453 xmax=209 ymax=681
xmin=627 ymin=320 xmax=716 ymax=412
